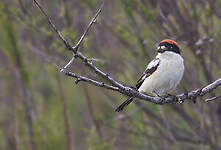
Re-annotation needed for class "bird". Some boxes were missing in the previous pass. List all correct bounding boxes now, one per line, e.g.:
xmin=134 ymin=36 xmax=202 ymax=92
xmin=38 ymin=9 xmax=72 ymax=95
xmin=115 ymin=39 xmax=184 ymax=112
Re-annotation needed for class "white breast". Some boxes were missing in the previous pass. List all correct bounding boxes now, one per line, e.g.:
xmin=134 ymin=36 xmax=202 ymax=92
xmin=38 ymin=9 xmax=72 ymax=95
xmin=138 ymin=51 xmax=184 ymax=96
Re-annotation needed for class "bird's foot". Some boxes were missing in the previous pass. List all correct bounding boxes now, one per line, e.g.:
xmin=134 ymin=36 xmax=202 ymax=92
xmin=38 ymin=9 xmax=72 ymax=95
xmin=184 ymin=89 xmax=196 ymax=104
xmin=153 ymin=91 xmax=165 ymax=101
xmin=166 ymin=93 xmax=183 ymax=104
xmin=166 ymin=93 xmax=176 ymax=97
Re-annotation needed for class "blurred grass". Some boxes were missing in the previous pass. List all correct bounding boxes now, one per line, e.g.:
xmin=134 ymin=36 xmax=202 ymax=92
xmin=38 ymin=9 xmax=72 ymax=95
xmin=0 ymin=0 xmax=221 ymax=150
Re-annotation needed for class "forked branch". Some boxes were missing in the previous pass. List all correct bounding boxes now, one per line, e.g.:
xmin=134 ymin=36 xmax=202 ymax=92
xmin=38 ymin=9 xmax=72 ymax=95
xmin=33 ymin=0 xmax=221 ymax=109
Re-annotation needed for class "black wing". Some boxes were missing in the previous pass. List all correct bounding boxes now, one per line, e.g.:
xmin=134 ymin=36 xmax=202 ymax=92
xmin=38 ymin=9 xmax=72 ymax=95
xmin=136 ymin=58 xmax=160 ymax=89
xmin=115 ymin=58 xmax=160 ymax=112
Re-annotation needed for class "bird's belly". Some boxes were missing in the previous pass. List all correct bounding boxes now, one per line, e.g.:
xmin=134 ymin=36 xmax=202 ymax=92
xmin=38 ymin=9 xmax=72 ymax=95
xmin=138 ymin=60 xmax=184 ymax=95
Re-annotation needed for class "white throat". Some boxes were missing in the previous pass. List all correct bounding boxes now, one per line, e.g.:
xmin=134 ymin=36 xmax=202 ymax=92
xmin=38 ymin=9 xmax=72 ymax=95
xmin=156 ymin=51 xmax=182 ymax=60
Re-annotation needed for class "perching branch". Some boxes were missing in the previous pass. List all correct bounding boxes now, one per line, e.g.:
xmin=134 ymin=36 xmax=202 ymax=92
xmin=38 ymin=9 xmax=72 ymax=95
xmin=33 ymin=0 xmax=221 ymax=108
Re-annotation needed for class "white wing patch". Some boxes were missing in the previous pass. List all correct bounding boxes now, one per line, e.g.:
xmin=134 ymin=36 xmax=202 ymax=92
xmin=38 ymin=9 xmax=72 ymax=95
xmin=136 ymin=58 xmax=160 ymax=89
xmin=146 ymin=58 xmax=160 ymax=71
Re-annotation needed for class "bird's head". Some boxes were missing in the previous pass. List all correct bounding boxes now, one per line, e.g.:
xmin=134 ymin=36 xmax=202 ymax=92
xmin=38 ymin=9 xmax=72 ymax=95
xmin=157 ymin=39 xmax=180 ymax=54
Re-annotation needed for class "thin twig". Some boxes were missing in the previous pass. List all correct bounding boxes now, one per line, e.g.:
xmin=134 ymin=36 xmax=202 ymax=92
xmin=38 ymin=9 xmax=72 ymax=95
xmin=64 ymin=71 xmax=120 ymax=92
xmin=60 ymin=54 xmax=77 ymax=72
xmin=33 ymin=0 xmax=221 ymax=107
xmin=76 ymin=52 xmax=125 ymax=89
xmin=33 ymin=0 xmax=72 ymax=50
xmin=87 ymin=58 xmax=106 ymax=63
xmin=33 ymin=0 xmax=125 ymax=89
xmin=60 ymin=2 xmax=103 ymax=72
xmin=205 ymin=95 xmax=221 ymax=102
xmin=72 ymin=2 xmax=104 ymax=51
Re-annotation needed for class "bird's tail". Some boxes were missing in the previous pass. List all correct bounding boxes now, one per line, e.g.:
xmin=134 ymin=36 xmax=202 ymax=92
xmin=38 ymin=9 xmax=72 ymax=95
xmin=115 ymin=97 xmax=134 ymax=112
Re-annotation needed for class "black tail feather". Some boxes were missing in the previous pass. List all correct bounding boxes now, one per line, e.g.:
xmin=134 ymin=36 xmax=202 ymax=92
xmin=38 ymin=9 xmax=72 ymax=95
xmin=115 ymin=97 xmax=134 ymax=112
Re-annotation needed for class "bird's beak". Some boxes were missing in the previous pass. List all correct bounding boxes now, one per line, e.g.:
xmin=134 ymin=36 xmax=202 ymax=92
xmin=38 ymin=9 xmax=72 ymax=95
xmin=157 ymin=48 xmax=164 ymax=53
xmin=157 ymin=46 xmax=165 ymax=53
xmin=157 ymin=45 xmax=168 ymax=53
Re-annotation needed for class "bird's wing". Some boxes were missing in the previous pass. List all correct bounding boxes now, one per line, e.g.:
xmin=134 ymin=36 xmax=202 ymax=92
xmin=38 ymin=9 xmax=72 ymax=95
xmin=136 ymin=58 xmax=160 ymax=89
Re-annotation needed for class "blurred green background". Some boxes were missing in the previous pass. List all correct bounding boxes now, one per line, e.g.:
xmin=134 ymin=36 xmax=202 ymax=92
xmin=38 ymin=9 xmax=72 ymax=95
xmin=0 ymin=0 xmax=221 ymax=150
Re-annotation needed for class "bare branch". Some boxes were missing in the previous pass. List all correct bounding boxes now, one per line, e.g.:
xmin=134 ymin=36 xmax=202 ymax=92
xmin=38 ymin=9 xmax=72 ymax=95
xmin=60 ymin=54 xmax=77 ymax=72
xmin=61 ymin=2 xmax=104 ymax=72
xmin=75 ymin=52 xmax=126 ymax=89
xmin=33 ymin=0 xmax=72 ymax=50
xmin=160 ymin=78 xmax=221 ymax=104
xmin=65 ymin=71 xmax=221 ymax=105
xmin=64 ymin=70 xmax=120 ymax=92
xmin=33 ymin=0 xmax=221 ymax=109
xmin=205 ymin=95 xmax=221 ymax=102
xmin=72 ymin=2 xmax=104 ymax=51
xmin=33 ymin=0 xmax=125 ymax=89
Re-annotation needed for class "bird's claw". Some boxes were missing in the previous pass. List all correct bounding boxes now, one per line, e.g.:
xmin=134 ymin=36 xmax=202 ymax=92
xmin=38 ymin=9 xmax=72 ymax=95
xmin=166 ymin=93 xmax=183 ymax=104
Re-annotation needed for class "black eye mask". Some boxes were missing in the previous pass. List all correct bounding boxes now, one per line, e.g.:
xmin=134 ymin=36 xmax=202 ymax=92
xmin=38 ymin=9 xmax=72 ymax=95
xmin=157 ymin=42 xmax=180 ymax=54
